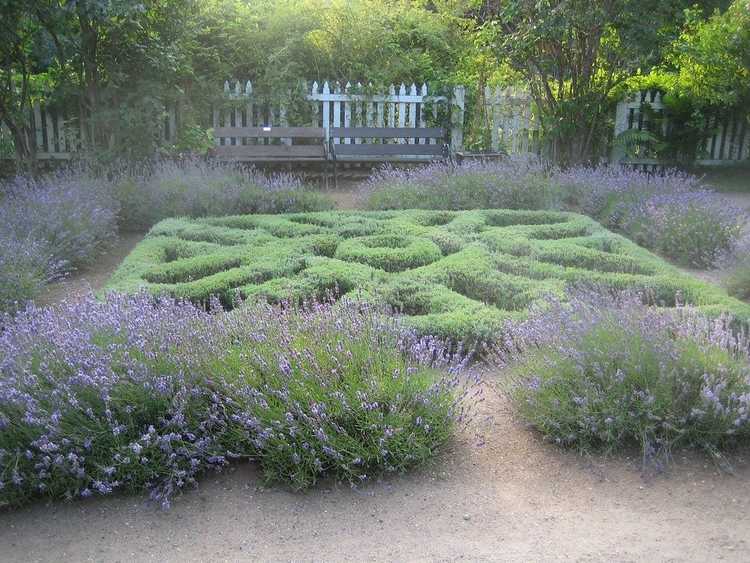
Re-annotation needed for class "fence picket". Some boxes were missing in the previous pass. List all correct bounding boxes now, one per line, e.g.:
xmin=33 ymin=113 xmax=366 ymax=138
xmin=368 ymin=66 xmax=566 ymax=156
xmin=310 ymin=82 xmax=320 ymax=127
xmin=397 ymin=84 xmax=407 ymax=143
xmin=321 ymin=82 xmax=330 ymax=142
xmin=56 ymin=112 xmax=66 ymax=153
xmin=418 ymin=84 xmax=427 ymax=144
xmin=366 ymin=83 xmax=375 ymax=131
xmin=332 ymin=83 xmax=341 ymax=144
xmin=343 ymin=82 xmax=352 ymax=144
xmin=33 ymin=103 xmax=43 ymax=152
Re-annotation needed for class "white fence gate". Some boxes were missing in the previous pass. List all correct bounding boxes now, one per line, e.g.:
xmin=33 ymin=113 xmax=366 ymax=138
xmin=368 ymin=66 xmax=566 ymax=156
xmin=477 ymin=86 xmax=540 ymax=154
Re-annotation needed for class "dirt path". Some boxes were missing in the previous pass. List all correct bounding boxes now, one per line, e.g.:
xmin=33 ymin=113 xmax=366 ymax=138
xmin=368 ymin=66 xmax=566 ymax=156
xmin=37 ymin=233 xmax=145 ymax=306
xmin=1 ymin=383 xmax=748 ymax=563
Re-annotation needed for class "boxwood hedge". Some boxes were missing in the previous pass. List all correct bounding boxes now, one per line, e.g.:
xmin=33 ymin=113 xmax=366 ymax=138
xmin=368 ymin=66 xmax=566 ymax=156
xmin=107 ymin=209 xmax=750 ymax=344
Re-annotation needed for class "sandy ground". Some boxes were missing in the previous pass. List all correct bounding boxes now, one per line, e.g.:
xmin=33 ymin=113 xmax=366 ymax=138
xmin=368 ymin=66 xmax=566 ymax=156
xmin=37 ymin=232 xmax=145 ymax=306
xmin=1 ymin=383 xmax=749 ymax=563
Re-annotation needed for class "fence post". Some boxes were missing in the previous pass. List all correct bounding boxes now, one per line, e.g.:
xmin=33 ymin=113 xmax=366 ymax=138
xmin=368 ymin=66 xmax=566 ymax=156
xmin=451 ymin=85 xmax=465 ymax=152
xmin=610 ymin=96 xmax=631 ymax=163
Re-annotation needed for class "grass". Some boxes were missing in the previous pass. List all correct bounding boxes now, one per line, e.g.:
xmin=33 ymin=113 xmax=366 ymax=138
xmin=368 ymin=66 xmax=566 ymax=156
xmin=106 ymin=209 xmax=750 ymax=345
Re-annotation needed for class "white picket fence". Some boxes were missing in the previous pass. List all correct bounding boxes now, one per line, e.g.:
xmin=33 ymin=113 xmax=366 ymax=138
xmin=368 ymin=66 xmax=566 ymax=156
xmin=612 ymin=90 xmax=750 ymax=164
xmin=213 ymin=80 xmax=458 ymax=148
xmin=477 ymin=86 xmax=540 ymax=154
xmin=0 ymin=81 xmax=545 ymax=161
xmin=0 ymin=102 xmax=178 ymax=160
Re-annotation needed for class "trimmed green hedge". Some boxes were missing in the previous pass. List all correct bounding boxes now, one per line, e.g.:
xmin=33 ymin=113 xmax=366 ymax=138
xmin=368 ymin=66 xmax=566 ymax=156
xmin=107 ymin=209 xmax=750 ymax=344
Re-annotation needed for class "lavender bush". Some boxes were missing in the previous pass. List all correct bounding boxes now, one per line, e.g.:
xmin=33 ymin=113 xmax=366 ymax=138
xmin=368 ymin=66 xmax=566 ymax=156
xmin=497 ymin=292 xmax=750 ymax=463
xmin=363 ymin=157 xmax=558 ymax=212
xmin=0 ymin=235 xmax=66 ymax=314
xmin=552 ymin=166 xmax=703 ymax=226
xmin=0 ymin=292 xmax=468 ymax=509
xmin=622 ymin=191 xmax=745 ymax=268
xmin=114 ymin=159 xmax=334 ymax=231
xmin=0 ymin=170 xmax=118 ymax=313
xmin=0 ymin=170 xmax=119 ymax=269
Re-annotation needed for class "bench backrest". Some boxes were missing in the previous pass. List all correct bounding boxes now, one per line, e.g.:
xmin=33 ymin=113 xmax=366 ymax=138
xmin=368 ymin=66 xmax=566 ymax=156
xmin=213 ymin=127 xmax=327 ymax=160
xmin=330 ymin=127 xmax=447 ymax=158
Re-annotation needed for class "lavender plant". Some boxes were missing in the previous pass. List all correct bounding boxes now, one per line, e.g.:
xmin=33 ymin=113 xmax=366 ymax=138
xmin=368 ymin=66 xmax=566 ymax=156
xmin=114 ymin=159 xmax=333 ymax=230
xmin=552 ymin=165 xmax=702 ymax=226
xmin=497 ymin=292 xmax=750 ymax=464
xmin=0 ymin=170 xmax=118 ymax=313
xmin=363 ymin=157 xmax=558 ymax=212
xmin=0 ymin=170 xmax=119 ymax=269
xmin=622 ymin=191 xmax=745 ymax=268
xmin=0 ymin=292 xmax=468 ymax=509
xmin=0 ymin=235 xmax=66 ymax=314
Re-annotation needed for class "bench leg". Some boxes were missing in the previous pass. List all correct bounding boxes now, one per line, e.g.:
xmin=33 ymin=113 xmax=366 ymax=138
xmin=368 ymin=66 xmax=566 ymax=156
xmin=333 ymin=158 xmax=338 ymax=190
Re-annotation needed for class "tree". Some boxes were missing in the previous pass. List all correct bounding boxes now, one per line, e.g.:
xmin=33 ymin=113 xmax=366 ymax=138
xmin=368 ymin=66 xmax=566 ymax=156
xmin=668 ymin=1 xmax=750 ymax=111
xmin=0 ymin=0 xmax=55 ymax=165
xmin=479 ymin=0 xmax=721 ymax=164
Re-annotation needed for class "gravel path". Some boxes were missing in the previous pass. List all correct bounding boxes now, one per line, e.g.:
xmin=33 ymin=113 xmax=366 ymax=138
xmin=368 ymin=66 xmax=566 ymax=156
xmin=1 ymin=385 xmax=748 ymax=562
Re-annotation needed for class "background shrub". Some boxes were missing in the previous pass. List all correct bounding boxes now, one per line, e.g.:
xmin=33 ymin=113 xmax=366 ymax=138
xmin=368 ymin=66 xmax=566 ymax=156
xmin=0 ymin=171 xmax=118 ymax=313
xmin=114 ymin=159 xmax=334 ymax=231
xmin=0 ymin=235 xmax=66 ymax=315
xmin=621 ymin=191 xmax=745 ymax=268
xmin=499 ymin=292 xmax=750 ymax=463
xmin=363 ymin=157 xmax=558 ymax=212
xmin=0 ymin=293 xmax=466 ymax=509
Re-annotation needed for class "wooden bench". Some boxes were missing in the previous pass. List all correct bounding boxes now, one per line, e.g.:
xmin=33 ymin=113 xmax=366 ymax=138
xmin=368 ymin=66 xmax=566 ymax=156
xmin=211 ymin=126 xmax=330 ymax=185
xmin=328 ymin=127 xmax=450 ymax=187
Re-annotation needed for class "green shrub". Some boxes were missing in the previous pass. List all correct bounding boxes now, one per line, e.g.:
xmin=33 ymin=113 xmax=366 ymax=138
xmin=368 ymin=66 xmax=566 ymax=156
xmin=502 ymin=294 xmax=750 ymax=462
xmin=726 ymin=239 xmax=750 ymax=301
xmin=114 ymin=159 xmax=334 ymax=231
xmin=0 ymin=293 xmax=465 ymax=509
xmin=364 ymin=159 xmax=559 ymax=212
xmin=106 ymin=209 xmax=750 ymax=345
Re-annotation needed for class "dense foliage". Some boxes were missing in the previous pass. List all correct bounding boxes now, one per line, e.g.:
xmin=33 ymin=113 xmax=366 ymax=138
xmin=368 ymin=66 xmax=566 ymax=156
xmin=364 ymin=163 xmax=746 ymax=268
xmin=114 ymin=160 xmax=333 ymax=231
xmin=500 ymin=293 xmax=750 ymax=462
xmin=364 ymin=158 xmax=558 ymax=211
xmin=0 ymin=171 xmax=118 ymax=313
xmin=1 ymin=0 xmax=740 ymax=165
xmin=0 ymin=293 xmax=467 ymax=509
xmin=106 ymin=209 xmax=750 ymax=345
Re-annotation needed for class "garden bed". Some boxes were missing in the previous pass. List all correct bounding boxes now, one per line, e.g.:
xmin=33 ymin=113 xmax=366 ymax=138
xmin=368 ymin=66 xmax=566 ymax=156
xmin=107 ymin=209 xmax=750 ymax=344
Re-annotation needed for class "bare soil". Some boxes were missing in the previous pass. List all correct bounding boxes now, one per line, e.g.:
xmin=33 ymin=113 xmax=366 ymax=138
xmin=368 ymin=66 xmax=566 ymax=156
xmin=1 ymin=383 xmax=748 ymax=562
